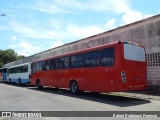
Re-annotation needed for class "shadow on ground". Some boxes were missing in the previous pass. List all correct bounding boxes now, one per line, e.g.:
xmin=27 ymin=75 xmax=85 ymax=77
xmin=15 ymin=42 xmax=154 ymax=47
xmin=128 ymin=89 xmax=160 ymax=96
xmin=0 ymin=82 xmax=35 ymax=87
xmin=28 ymin=86 xmax=151 ymax=107
xmin=1 ymin=82 xmax=151 ymax=107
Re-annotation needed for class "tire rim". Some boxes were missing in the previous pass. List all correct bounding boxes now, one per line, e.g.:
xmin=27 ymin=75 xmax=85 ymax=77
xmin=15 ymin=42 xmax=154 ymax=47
xmin=72 ymin=83 xmax=77 ymax=93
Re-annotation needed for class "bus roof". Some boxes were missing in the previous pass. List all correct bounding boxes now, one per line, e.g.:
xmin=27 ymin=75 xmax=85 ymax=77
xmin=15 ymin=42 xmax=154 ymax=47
xmin=32 ymin=41 xmax=144 ymax=63
xmin=8 ymin=62 xmax=31 ymax=69
xmin=0 ymin=67 xmax=7 ymax=70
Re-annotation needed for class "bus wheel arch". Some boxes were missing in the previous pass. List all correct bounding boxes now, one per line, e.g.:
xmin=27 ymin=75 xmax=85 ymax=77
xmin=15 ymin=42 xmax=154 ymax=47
xmin=36 ymin=79 xmax=43 ymax=89
xmin=69 ymin=80 xmax=79 ymax=95
xmin=29 ymin=74 xmax=31 ymax=79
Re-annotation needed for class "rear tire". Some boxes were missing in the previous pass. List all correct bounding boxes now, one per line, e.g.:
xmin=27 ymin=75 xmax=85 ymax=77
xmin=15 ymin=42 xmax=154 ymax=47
xmin=70 ymin=81 xmax=79 ymax=95
xmin=36 ymin=80 xmax=43 ymax=89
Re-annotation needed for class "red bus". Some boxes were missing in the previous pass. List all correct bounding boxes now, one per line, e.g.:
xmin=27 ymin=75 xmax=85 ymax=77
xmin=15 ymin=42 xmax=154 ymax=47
xmin=31 ymin=41 xmax=147 ymax=94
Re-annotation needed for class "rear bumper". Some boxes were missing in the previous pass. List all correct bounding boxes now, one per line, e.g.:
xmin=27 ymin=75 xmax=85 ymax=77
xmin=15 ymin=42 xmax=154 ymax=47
xmin=127 ymin=84 xmax=148 ymax=91
xmin=116 ymin=82 xmax=148 ymax=92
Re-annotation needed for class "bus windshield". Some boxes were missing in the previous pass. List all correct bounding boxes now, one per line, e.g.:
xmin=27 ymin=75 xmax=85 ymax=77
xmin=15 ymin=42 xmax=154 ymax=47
xmin=124 ymin=43 xmax=145 ymax=62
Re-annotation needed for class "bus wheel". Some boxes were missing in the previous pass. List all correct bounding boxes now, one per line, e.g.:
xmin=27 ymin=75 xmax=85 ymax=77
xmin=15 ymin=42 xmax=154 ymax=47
xmin=9 ymin=78 xmax=11 ymax=83
xmin=18 ymin=78 xmax=22 ymax=86
xmin=70 ymin=81 xmax=79 ymax=95
xmin=37 ymin=80 xmax=43 ymax=89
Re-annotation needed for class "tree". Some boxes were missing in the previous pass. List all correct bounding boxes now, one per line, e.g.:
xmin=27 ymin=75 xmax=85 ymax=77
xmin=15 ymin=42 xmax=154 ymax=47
xmin=0 ymin=49 xmax=25 ymax=67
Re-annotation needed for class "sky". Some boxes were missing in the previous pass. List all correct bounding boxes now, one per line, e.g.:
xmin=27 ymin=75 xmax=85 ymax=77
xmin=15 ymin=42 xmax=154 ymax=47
xmin=0 ymin=0 xmax=160 ymax=56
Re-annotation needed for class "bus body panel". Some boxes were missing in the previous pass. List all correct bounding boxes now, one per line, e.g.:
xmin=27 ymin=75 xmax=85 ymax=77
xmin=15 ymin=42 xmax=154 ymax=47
xmin=124 ymin=61 xmax=147 ymax=90
xmin=31 ymin=70 xmax=44 ymax=85
xmin=8 ymin=73 xmax=29 ymax=83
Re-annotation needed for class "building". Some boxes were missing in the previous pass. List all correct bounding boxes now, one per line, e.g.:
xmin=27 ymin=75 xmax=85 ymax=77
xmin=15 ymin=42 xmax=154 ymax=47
xmin=4 ymin=14 xmax=160 ymax=87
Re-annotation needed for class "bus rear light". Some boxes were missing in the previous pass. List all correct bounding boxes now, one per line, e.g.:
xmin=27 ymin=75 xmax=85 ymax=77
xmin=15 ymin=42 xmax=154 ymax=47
xmin=121 ymin=70 xmax=127 ymax=83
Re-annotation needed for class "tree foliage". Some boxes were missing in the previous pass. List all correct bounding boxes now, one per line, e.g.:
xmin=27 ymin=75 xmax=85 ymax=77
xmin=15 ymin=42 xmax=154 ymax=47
xmin=0 ymin=49 xmax=25 ymax=67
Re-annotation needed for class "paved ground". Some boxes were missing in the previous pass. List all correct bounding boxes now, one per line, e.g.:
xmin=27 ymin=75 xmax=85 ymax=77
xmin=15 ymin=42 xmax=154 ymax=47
xmin=0 ymin=83 xmax=160 ymax=120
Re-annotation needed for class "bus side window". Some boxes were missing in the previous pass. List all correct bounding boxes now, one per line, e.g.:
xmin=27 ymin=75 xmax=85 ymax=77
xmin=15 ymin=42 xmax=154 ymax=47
xmin=59 ymin=57 xmax=65 ymax=69
xmin=39 ymin=62 xmax=43 ymax=70
xmin=36 ymin=62 xmax=39 ymax=71
xmin=10 ymin=68 xmax=13 ymax=74
xmin=70 ymin=54 xmax=83 ymax=68
xmin=64 ymin=56 xmax=69 ymax=69
xmin=14 ymin=67 xmax=17 ymax=73
xmin=59 ymin=56 xmax=69 ymax=69
xmin=33 ymin=63 xmax=36 ymax=72
xmin=31 ymin=63 xmax=34 ymax=73
xmin=43 ymin=60 xmax=49 ymax=70
xmin=101 ymin=48 xmax=114 ymax=66
xmin=23 ymin=65 xmax=28 ymax=73
xmin=84 ymin=51 xmax=100 ymax=67
xmin=19 ymin=66 xmax=23 ymax=73
xmin=48 ymin=59 xmax=54 ymax=70
xmin=32 ymin=63 xmax=37 ymax=73
xmin=36 ymin=62 xmax=42 ymax=71
xmin=54 ymin=59 xmax=59 ymax=70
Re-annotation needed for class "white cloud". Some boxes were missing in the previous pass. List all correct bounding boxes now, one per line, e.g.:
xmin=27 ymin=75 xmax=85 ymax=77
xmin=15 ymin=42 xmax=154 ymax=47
xmin=9 ymin=41 xmax=41 ymax=56
xmin=66 ymin=24 xmax=104 ymax=38
xmin=54 ymin=0 xmax=88 ymax=10
xmin=122 ymin=10 xmax=154 ymax=24
xmin=33 ymin=0 xmax=151 ymax=26
xmin=88 ymin=0 xmax=130 ymax=14
xmin=10 ymin=35 xmax=17 ymax=43
xmin=12 ymin=0 xmax=154 ymax=27
xmin=31 ymin=0 xmax=67 ymax=14
xmin=122 ymin=10 xmax=144 ymax=24
xmin=9 ymin=21 xmax=71 ymax=40
xmin=50 ymin=40 xmax=64 ymax=49
xmin=12 ymin=0 xmax=152 ymax=31
xmin=144 ymin=14 xmax=154 ymax=18
xmin=10 ymin=20 xmax=105 ymax=41
xmin=10 ymin=21 xmax=51 ymax=39
xmin=105 ymin=18 xmax=116 ymax=30
xmin=11 ymin=35 xmax=17 ymax=40
xmin=0 ymin=26 xmax=9 ymax=30
xmin=53 ymin=0 xmax=130 ymax=14
xmin=27 ymin=0 xmax=130 ymax=16
xmin=49 ymin=19 xmax=64 ymax=29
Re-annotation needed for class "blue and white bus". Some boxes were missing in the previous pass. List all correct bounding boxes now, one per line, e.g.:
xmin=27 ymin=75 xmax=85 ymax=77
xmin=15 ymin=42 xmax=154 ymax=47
xmin=7 ymin=63 xmax=31 ymax=85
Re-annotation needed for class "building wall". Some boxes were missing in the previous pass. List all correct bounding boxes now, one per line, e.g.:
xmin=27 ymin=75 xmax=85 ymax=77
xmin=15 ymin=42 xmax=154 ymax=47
xmin=4 ymin=14 xmax=160 ymax=87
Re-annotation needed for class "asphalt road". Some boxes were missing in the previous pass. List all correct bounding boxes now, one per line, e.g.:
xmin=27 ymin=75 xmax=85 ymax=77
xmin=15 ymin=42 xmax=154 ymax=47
xmin=0 ymin=83 xmax=160 ymax=120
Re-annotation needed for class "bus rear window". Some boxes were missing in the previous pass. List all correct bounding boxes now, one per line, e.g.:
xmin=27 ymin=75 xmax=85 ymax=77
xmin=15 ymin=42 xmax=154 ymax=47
xmin=124 ymin=44 xmax=145 ymax=62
